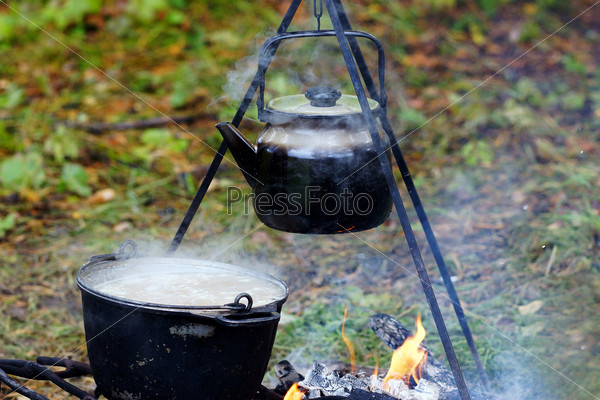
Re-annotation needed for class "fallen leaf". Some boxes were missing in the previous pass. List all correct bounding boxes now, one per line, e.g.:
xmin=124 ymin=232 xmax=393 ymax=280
xmin=521 ymin=321 xmax=545 ymax=336
xmin=113 ymin=221 xmax=132 ymax=233
xmin=88 ymin=188 xmax=116 ymax=204
xmin=518 ymin=300 xmax=544 ymax=315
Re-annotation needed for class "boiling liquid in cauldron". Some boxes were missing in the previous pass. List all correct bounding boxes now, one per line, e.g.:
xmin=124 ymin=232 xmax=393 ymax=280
xmin=94 ymin=270 xmax=285 ymax=307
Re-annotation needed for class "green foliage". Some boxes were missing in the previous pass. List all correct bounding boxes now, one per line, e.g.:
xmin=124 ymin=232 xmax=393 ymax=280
xmin=43 ymin=125 xmax=80 ymax=163
xmin=497 ymin=98 xmax=539 ymax=131
xmin=132 ymin=129 xmax=190 ymax=165
xmin=126 ymin=0 xmax=168 ymax=24
xmin=0 ymin=123 xmax=19 ymax=152
xmin=561 ymin=54 xmax=587 ymax=75
xmin=519 ymin=20 xmax=542 ymax=43
xmin=460 ymin=140 xmax=494 ymax=166
xmin=42 ymin=0 xmax=102 ymax=29
xmin=452 ymin=13 xmax=485 ymax=35
xmin=513 ymin=77 xmax=545 ymax=107
xmin=476 ymin=0 xmax=512 ymax=15
xmin=0 ymin=13 xmax=19 ymax=41
xmin=559 ymin=203 xmax=600 ymax=235
xmin=0 ymin=213 xmax=17 ymax=238
xmin=404 ymin=66 xmax=429 ymax=88
xmin=0 ymin=83 xmax=25 ymax=109
xmin=170 ymin=65 xmax=201 ymax=109
xmin=561 ymin=91 xmax=586 ymax=111
xmin=534 ymin=0 xmax=572 ymax=13
xmin=398 ymin=107 xmax=427 ymax=131
xmin=0 ymin=151 xmax=46 ymax=193
xmin=420 ymin=0 xmax=457 ymax=10
xmin=274 ymin=287 xmax=407 ymax=367
xmin=142 ymin=128 xmax=189 ymax=152
xmin=58 ymin=163 xmax=91 ymax=196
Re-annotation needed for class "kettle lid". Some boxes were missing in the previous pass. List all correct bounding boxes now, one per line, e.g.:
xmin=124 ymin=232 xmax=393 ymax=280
xmin=263 ymin=86 xmax=380 ymax=122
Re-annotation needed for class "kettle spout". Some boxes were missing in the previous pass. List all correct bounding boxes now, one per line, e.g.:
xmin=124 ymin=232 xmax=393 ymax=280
xmin=216 ymin=122 xmax=258 ymax=188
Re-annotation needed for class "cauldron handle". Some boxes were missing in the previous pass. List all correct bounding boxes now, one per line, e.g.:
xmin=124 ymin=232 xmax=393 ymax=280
xmin=215 ymin=312 xmax=280 ymax=328
xmin=89 ymin=240 xmax=138 ymax=262
xmin=223 ymin=292 xmax=254 ymax=312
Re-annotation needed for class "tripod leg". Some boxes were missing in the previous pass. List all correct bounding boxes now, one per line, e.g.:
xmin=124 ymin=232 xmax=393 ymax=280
xmin=381 ymin=115 xmax=492 ymax=391
xmin=332 ymin=0 xmax=489 ymax=391
xmin=325 ymin=1 xmax=471 ymax=399
xmin=167 ymin=141 xmax=228 ymax=254
xmin=166 ymin=0 xmax=304 ymax=254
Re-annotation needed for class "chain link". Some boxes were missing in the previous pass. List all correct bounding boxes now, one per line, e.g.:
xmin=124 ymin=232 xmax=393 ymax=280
xmin=313 ymin=0 xmax=323 ymax=30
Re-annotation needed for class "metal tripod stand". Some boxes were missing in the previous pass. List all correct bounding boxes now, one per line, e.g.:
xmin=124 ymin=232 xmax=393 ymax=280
xmin=167 ymin=1 xmax=491 ymax=399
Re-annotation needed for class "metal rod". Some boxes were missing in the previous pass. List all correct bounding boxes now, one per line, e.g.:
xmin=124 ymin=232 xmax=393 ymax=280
xmin=323 ymin=0 xmax=471 ymax=399
xmin=166 ymin=140 xmax=227 ymax=254
xmin=381 ymin=115 xmax=492 ymax=391
xmin=0 ymin=360 xmax=96 ymax=400
xmin=0 ymin=368 xmax=49 ymax=400
xmin=332 ymin=0 xmax=490 ymax=390
xmin=166 ymin=0 xmax=303 ymax=254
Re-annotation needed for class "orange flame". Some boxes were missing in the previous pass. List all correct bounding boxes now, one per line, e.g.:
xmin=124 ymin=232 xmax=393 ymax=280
xmin=342 ymin=306 xmax=356 ymax=373
xmin=283 ymin=383 xmax=305 ymax=400
xmin=383 ymin=314 xmax=428 ymax=384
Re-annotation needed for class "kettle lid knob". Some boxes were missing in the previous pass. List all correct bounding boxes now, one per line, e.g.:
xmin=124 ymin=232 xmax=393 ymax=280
xmin=305 ymin=86 xmax=342 ymax=107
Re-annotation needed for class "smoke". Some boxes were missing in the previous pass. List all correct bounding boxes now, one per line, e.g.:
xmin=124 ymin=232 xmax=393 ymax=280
xmin=487 ymin=352 xmax=558 ymax=400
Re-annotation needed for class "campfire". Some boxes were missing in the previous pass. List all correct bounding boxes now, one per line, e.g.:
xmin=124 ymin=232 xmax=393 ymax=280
xmin=276 ymin=313 xmax=462 ymax=400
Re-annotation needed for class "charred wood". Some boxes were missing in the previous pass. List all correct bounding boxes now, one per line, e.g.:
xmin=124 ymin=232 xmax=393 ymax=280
xmin=274 ymin=360 xmax=305 ymax=394
xmin=351 ymin=388 xmax=402 ymax=399
xmin=257 ymin=384 xmax=284 ymax=400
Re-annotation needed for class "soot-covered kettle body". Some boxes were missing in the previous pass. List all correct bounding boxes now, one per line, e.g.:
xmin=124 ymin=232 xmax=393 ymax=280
xmin=216 ymin=86 xmax=392 ymax=234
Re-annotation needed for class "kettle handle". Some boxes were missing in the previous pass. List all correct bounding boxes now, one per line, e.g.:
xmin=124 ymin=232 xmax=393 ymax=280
xmin=256 ymin=30 xmax=387 ymax=121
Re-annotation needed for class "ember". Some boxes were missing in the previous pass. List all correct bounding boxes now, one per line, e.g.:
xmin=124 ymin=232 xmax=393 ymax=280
xmin=285 ymin=383 xmax=307 ymax=400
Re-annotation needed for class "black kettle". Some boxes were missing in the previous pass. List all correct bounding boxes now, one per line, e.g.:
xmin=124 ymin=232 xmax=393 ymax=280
xmin=216 ymin=86 xmax=392 ymax=234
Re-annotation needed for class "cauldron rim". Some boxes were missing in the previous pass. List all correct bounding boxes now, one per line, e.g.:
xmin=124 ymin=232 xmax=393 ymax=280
xmin=76 ymin=256 xmax=289 ymax=314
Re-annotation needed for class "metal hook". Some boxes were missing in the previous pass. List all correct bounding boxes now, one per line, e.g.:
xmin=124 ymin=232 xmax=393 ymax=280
xmin=314 ymin=0 xmax=323 ymax=31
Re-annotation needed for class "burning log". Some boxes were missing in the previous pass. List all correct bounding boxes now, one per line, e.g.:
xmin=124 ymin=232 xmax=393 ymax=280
xmin=258 ymin=384 xmax=285 ymax=400
xmin=369 ymin=314 xmax=456 ymax=393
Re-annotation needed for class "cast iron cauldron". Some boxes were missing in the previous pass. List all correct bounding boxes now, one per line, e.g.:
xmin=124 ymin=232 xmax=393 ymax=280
xmin=77 ymin=244 xmax=288 ymax=400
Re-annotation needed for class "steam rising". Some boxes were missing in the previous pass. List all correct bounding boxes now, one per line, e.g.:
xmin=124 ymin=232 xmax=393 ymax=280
xmin=126 ymin=235 xmax=280 ymax=279
xmin=216 ymin=27 xmax=381 ymax=116
xmin=210 ymin=28 xmax=277 ymax=118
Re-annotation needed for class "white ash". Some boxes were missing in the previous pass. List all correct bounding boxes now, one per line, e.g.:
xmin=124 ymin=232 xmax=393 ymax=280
xmin=297 ymin=361 xmax=441 ymax=399
xmin=298 ymin=361 xmax=369 ymax=398
xmin=370 ymin=375 xmax=440 ymax=400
